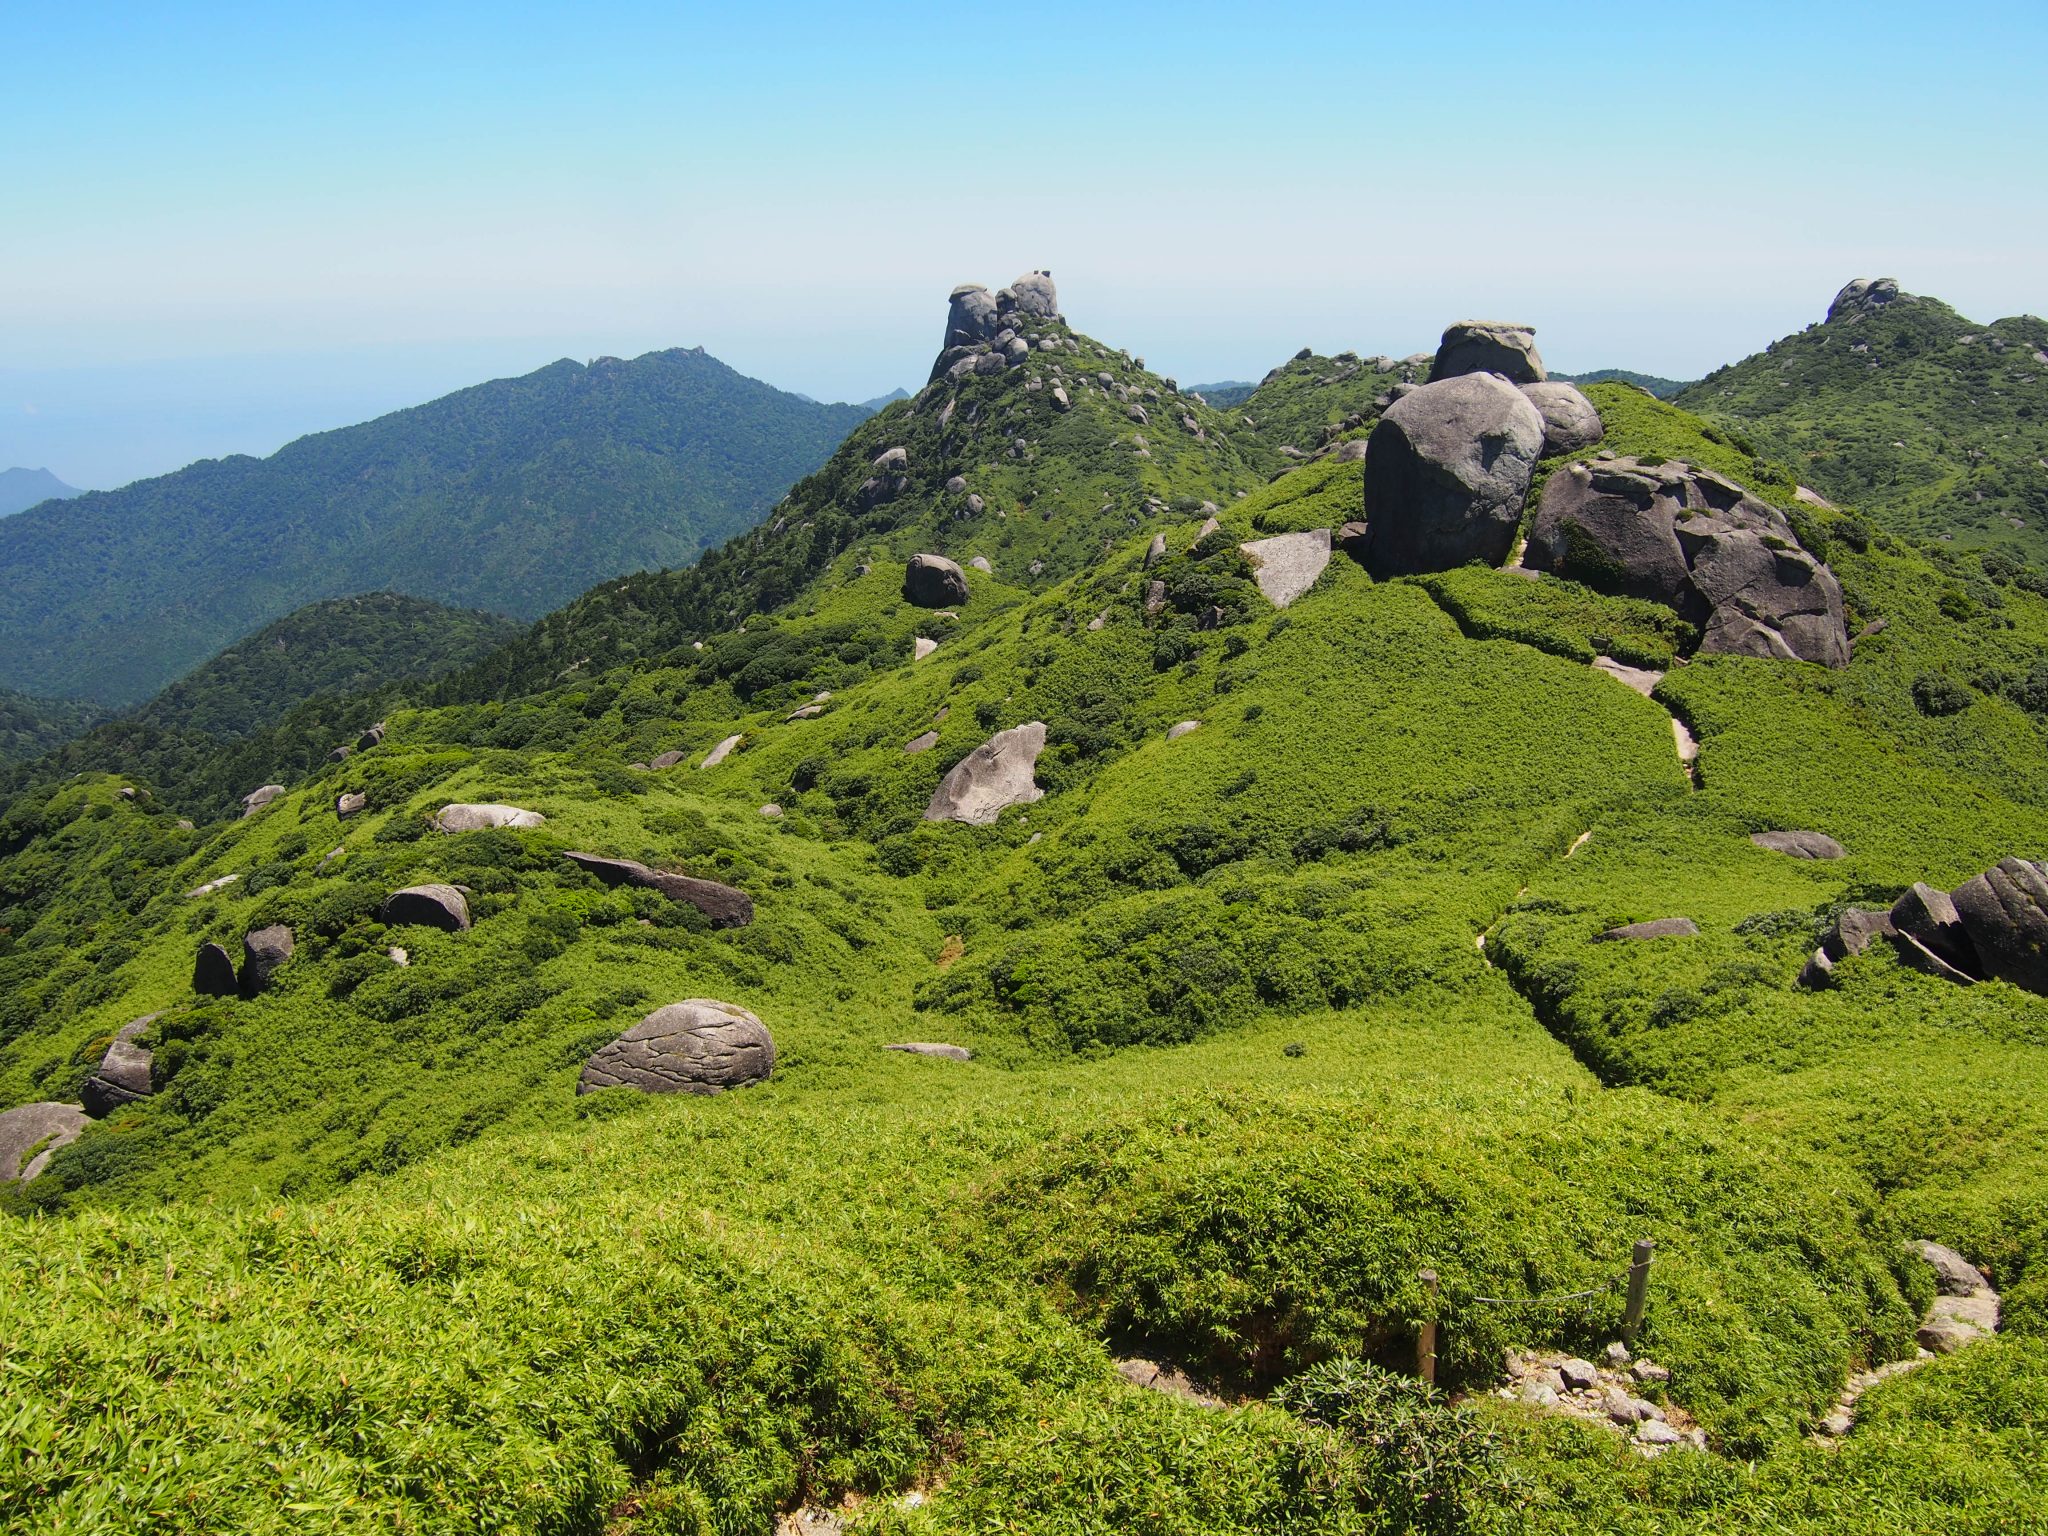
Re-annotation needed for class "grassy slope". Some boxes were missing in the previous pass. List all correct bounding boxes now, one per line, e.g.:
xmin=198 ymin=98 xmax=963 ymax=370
xmin=3 ymin=356 xmax=2048 ymax=1530
xmin=1677 ymin=290 xmax=2048 ymax=564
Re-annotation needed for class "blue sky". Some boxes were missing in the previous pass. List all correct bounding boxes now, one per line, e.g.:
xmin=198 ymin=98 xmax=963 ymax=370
xmin=4 ymin=0 xmax=2045 ymax=488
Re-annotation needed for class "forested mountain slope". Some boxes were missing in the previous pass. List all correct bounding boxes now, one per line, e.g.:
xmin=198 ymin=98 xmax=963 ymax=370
xmin=0 ymin=594 xmax=518 ymax=821
xmin=1680 ymin=279 xmax=2048 ymax=562
xmin=0 ymin=349 xmax=874 ymax=706
xmin=3 ymin=277 xmax=2047 ymax=1534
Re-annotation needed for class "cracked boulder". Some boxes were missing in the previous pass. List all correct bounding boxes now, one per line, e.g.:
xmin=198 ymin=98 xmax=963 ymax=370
xmin=1525 ymin=457 xmax=1850 ymax=667
xmin=1951 ymin=857 xmax=2048 ymax=993
xmin=578 ymin=999 xmax=775 ymax=1096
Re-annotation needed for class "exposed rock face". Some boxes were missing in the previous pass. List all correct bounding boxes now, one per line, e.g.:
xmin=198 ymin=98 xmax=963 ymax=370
xmin=193 ymin=942 xmax=238 ymax=996
xmin=943 ymin=284 xmax=999 ymax=349
xmin=240 ymin=925 xmax=294 ymax=997
xmin=925 ymin=722 xmax=1047 ymax=826
xmin=1951 ymin=857 xmax=2048 ymax=993
xmin=1916 ymin=1240 xmax=1991 ymax=1297
xmin=649 ymin=750 xmax=686 ymax=770
xmin=578 ymin=1000 xmax=775 ymax=1096
xmin=904 ymin=554 xmax=970 ymax=608
xmin=337 ymin=792 xmax=367 ymax=819
xmin=562 ymin=852 xmax=754 ymax=927
xmin=357 ymin=722 xmax=387 ymax=750
xmin=435 ymin=804 xmax=545 ymax=833
xmin=1167 ymin=721 xmax=1201 ymax=740
xmin=1750 ymin=830 xmax=1846 ymax=860
xmin=1828 ymin=277 xmax=1904 ymax=322
xmin=381 ymin=884 xmax=472 ymax=932
xmin=912 ymin=636 xmax=938 ymax=661
xmin=83 ymin=1015 xmax=161 ymax=1117
xmin=1520 ymin=382 xmax=1604 ymax=455
xmin=885 ymin=1042 xmax=973 ymax=1061
xmin=1430 ymin=321 xmax=1546 ymax=384
xmin=0 ymin=1101 xmax=90 ymax=1183
xmin=904 ymin=729 xmax=940 ymax=755
xmin=1596 ymin=918 xmax=1699 ymax=941
xmin=241 ymin=785 xmax=285 ymax=818
xmin=700 ymin=734 xmax=743 ymax=769
xmin=1360 ymin=373 xmax=1545 ymax=576
xmin=1525 ymin=457 xmax=1850 ymax=667
xmin=1891 ymin=883 xmax=1979 ymax=977
xmin=186 ymin=874 xmax=239 ymax=900
xmin=1239 ymin=529 xmax=1332 ymax=608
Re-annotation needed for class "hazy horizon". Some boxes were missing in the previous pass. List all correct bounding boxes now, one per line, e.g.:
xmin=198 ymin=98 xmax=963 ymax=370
xmin=7 ymin=0 xmax=2044 ymax=489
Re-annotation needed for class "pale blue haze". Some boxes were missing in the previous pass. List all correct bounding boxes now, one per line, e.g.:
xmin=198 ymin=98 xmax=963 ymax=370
xmin=4 ymin=0 xmax=2044 ymax=487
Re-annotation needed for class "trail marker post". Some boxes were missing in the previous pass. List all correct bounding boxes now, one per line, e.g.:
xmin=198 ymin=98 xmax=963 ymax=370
xmin=1622 ymin=1239 xmax=1654 ymax=1341
xmin=1417 ymin=1269 xmax=1439 ymax=1385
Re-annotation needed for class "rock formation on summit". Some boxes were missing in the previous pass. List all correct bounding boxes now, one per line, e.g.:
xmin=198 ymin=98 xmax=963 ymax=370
xmin=1431 ymin=321 xmax=1546 ymax=385
xmin=930 ymin=272 xmax=1062 ymax=382
xmin=1827 ymin=278 xmax=1906 ymax=322
xmin=1521 ymin=382 xmax=1605 ymax=456
xmin=1359 ymin=373 xmax=1546 ymax=576
xmin=1525 ymin=458 xmax=1850 ymax=667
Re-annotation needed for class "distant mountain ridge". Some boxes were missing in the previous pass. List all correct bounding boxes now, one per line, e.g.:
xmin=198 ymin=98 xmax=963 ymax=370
xmin=1556 ymin=369 xmax=1692 ymax=399
xmin=0 ymin=467 xmax=80 ymax=518
xmin=0 ymin=349 xmax=875 ymax=706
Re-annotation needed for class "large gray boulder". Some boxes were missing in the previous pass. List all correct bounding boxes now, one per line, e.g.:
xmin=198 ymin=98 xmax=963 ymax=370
xmin=578 ymin=1000 xmax=775 ymax=1096
xmin=1951 ymin=858 xmax=2048 ymax=994
xmin=241 ymin=785 xmax=285 ymax=818
xmin=904 ymin=554 xmax=970 ymax=608
xmin=943 ymin=284 xmax=999 ymax=349
xmin=0 ymin=1101 xmax=89 ymax=1183
xmin=1524 ymin=457 xmax=1850 ymax=667
xmin=240 ymin=925 xmax=294 ymax=997
xmin=1520 ymin=382 xmax=1604 ymax=455
xmin=1890 ymin=883 xmax=1979 ymax=978
xmin=562 ymin=852 xmax=753 ymax=927
xmin=435 ymin=803 xmax=545 ymax=833
xmin=1360 ymin=373 xmax=1546 ymax=576
xmin=1239 ymin=529 xmax=1332 ymax=608
xmin=1006 ymin=271 xmax=1060 ymax=319
xmin=82 ymin=1014 xmax=161 ymax=1118
xmin=925 ymin=722 xmax=1047 ymax=826
xmin=381 ymin=885 xmax=472 ymax=932
xmin=193 ymin=942 xmax=238 ymax=997
xmin=1430 ymin=321 xmax=1546 ymax=384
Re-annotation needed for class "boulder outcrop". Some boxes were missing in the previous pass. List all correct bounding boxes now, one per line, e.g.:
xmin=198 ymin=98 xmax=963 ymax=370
xmin=1360 ymin=373 xmax=1546 ymax=576
xmin=240 ymin=925 xmax=294 ymax=998
xmin=562 ymin=852 xmax=754 ymax=927
xmin=0 ymin=1101 xmax=89 ymax=1183
xmin=82 ymin=1015 xmax=160 ymax=1117
xmin=435 ymin=803 xmax=545 ymax=832
xmin=578 ymin=1000 xmax=775 ymax=1095
xmin=1951 ymin=857 xmax=2048 ymax=993
xmin=1430 ymin=321 xmax=1546 ymax=384
xmin=925 ymin=722 xmax=1047 ymax=826
xmin=1525 ymin=457 xmax=1850 ymax=667
xmin=1827 ymin=278 xmax=1905 ymax=322
xmin=380 ymin=884 xmax=472 ymax=932
xmin=241 ymin=785 xmax=285 ymax=818
xmin=1596 ymin=918 xmax=1699 ymax=941
xmin=904 ymin=554 xmax=970 ymax=608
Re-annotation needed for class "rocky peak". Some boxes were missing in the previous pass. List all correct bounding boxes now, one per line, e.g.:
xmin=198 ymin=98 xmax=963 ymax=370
xmin=1826 ymin=278 xmax=1907 ymax=323
xmin=1431 ymin=321 xmax=1545 ymax=385
xmin=932 ymin=272 xmax=1062 ymax=380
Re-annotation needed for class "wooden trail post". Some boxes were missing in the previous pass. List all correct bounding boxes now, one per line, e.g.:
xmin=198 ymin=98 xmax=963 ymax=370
xmin=1622 ymin=1239 xmax=1654 ymax=1341
xmin=1417 ymin=1269 xmax=1439 ymax=1385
